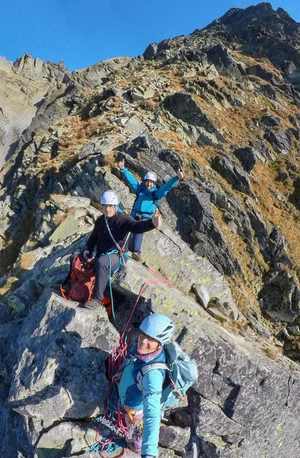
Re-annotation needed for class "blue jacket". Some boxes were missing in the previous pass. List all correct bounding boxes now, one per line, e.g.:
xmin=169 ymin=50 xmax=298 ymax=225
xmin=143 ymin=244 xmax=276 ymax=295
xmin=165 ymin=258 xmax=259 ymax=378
xmin=118 ymin=349 xmax=166 ymax=457
xmin=120 ymin=168 xmax=179 ymax=218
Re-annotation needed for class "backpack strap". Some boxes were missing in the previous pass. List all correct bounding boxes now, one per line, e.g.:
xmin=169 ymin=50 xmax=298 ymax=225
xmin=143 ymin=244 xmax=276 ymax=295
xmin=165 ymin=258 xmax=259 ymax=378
xmin=140 ymin=362 xmax=169 ymax=376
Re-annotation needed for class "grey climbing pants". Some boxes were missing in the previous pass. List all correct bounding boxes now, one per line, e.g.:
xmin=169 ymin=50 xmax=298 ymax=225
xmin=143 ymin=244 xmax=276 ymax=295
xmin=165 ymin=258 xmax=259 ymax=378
xmin=94 ymin=253 xmax=120 ymax=301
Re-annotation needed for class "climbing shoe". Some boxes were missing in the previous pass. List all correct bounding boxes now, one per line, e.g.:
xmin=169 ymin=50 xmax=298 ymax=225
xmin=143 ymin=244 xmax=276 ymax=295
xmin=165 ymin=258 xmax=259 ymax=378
xmin=99 ymin=441 xmax=124 ymax=457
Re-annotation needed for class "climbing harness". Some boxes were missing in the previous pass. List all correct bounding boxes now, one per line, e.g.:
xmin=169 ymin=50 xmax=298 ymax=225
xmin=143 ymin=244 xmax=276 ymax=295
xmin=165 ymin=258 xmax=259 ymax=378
xmin=104 ymin=216 xmax=131 ymax=321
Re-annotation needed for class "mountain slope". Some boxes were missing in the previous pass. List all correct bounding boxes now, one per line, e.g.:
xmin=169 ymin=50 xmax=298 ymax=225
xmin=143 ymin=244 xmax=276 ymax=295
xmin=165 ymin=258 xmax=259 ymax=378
xmin=0 ymin=3 xmax=300 ymax=457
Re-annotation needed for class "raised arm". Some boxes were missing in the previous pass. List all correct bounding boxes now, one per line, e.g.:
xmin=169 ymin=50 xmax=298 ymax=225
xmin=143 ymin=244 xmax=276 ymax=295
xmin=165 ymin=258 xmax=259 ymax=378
xmin=142 ymin=369 xmax=165 ymax=457
xmin=155 ymin=176 xmax=179 ymax=200
xmin=120 ymin=167 xmax=140 ymax=194
xmin=122 ymin=212 xmax=160 ymax=234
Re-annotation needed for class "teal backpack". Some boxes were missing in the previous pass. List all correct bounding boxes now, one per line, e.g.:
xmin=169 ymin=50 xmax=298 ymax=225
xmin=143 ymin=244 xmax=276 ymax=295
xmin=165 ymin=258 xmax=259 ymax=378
xmin=139 ymin=342 xmax=198 ymax=410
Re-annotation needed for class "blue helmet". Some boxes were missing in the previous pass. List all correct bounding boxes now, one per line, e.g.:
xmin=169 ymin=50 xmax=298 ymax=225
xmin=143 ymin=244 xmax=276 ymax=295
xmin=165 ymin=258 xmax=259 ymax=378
xmin=139 ymin=313 xmax=175 ymax=345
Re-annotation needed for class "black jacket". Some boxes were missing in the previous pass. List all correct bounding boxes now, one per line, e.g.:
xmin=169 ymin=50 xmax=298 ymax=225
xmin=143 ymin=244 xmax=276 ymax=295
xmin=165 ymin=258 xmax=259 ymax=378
xmin=86 ymin=213 xmax=155 ymax=256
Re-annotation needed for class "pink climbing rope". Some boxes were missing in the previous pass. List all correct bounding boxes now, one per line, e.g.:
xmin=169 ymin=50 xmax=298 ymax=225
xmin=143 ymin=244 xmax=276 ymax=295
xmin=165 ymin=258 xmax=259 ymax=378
xmin=108 ymin=265 xmax=175 ymax=380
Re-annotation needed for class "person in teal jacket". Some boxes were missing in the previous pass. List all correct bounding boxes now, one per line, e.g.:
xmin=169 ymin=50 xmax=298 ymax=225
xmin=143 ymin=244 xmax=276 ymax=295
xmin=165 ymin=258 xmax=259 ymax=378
xmin=117 ymin=157 xmax=183 ymax=260
xmin=107 ymin=313 xmax=175 ymax=457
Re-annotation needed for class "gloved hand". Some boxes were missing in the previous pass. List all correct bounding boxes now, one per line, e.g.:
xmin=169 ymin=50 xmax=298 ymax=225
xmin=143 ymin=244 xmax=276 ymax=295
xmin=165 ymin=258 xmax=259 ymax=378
xmin=82 ymin=249 xmax=91 ymax=261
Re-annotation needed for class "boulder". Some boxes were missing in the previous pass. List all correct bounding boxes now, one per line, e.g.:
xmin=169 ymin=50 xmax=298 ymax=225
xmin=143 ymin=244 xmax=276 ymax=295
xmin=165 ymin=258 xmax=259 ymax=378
xmin=264 ymin=129 xmax=291 ymax=155
xmin=141 ymin=222 xmax=236 ymax=310
xmin=118 ymin=132 xmax=180 ymax=184
xmin=259 ymin=114 xmax=281 ymax=128
xmin=116 ymin=258 xmax=210 ymax=337
xmin=36 ymin=421 xmax=97 ymax=457
xmin=159 ymin=424 xmax=190 ymax=453
xmin=8 ymin=292 xmax=119 ymax=439
xmin=259 ymin=268 xmax=300 ymax=322
xmin=232 ymin=146 xmax=257 ymax=173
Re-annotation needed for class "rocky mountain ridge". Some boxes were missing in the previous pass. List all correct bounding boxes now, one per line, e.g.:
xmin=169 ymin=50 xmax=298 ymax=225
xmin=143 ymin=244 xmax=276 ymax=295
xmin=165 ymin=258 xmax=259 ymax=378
xmin=0 ymin=3 xmax=300 ymax=457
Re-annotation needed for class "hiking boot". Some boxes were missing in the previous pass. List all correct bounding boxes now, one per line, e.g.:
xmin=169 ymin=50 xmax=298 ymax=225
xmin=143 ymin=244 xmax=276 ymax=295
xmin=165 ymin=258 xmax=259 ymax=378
xmin=132 ymin=252 xmax=142 ymax=262
xmin=82 ymin=298 xmax=101 ymax=310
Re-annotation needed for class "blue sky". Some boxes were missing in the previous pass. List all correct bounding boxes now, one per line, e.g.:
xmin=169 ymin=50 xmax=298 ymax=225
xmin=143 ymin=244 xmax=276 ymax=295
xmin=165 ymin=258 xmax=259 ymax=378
xmin=1 ymin=0 xmax=299 ymax=70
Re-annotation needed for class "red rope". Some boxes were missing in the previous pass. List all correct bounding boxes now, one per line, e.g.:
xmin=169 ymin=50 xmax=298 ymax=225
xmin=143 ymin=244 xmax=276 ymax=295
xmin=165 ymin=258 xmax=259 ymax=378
xmin=107 ymin=283 xmax=146 ymax=383
xmin=107 ymin=268 xmax=174 ymax=387
xmin=143 ymin=264 xmax=175 ymax=289
xmin=121 ymin=283 xmax=147 ymax=339
xmin=115 ymin=409 xmax=128 ymax=437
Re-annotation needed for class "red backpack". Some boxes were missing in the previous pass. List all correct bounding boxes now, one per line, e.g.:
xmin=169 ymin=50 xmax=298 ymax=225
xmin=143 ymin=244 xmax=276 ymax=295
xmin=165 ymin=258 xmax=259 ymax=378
xmin=60 ymin=254 xmax=95 ymax=303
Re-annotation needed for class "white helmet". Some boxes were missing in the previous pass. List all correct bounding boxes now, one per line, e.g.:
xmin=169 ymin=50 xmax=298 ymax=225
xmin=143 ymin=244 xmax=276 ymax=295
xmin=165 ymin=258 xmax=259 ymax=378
xmin=100 ymin=190 xmax=119 ymax=206
xmin=144 ymin=171 xmax=157 ymax=182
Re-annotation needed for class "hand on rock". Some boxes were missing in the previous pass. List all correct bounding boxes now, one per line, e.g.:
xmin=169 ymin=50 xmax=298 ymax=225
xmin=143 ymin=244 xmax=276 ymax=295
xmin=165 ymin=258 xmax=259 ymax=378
xmin=152 ymin=210 xmax=161 ymax=228
xmin=177 ymin=168 xmax=184 ymax=180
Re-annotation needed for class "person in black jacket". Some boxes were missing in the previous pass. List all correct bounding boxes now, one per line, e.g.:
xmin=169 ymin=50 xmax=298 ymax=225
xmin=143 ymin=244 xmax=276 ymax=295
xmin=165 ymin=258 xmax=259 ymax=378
xmin=82 ymin=190 xmax=160 ymax=309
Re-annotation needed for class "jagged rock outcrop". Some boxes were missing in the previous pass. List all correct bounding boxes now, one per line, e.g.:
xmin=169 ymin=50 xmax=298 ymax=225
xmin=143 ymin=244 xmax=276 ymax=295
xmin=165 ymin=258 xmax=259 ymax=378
xmin=162 ymin=92 xmax=224 ymax=146
xmin=211 ymin=155 xmax=253 ymax=196
xmin=0 ymin=54 xmax=72 ymax=167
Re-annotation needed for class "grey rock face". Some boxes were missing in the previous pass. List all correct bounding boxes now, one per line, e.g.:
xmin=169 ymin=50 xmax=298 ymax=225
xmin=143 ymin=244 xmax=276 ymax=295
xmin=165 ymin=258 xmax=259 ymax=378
xmin=0 ymin=406 xmax=34 ymax=458
xmin=191 ymin=322 xmax=300 ymax=457
xmin=143 ymin=42 xmax=158 ymax=60
xmin=211 ymin=155 xmax=253 ymax=195
xmin=206 ymin=44 xmax=242 ymax=77
xmin=162 ymin=92 xmax=224 ymax=146
xmin=246 ymin=64 xmax=276 ymax=83
xmin=166 ymin=181 xmax=241 ymax=275
xmin=248 ymin=210 xmax=293 ymax=269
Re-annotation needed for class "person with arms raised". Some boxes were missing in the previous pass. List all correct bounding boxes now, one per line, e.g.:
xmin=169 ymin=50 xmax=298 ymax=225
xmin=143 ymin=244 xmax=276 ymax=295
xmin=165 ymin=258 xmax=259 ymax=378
xmin=117 ymin=156 xmax=183 ymax=261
